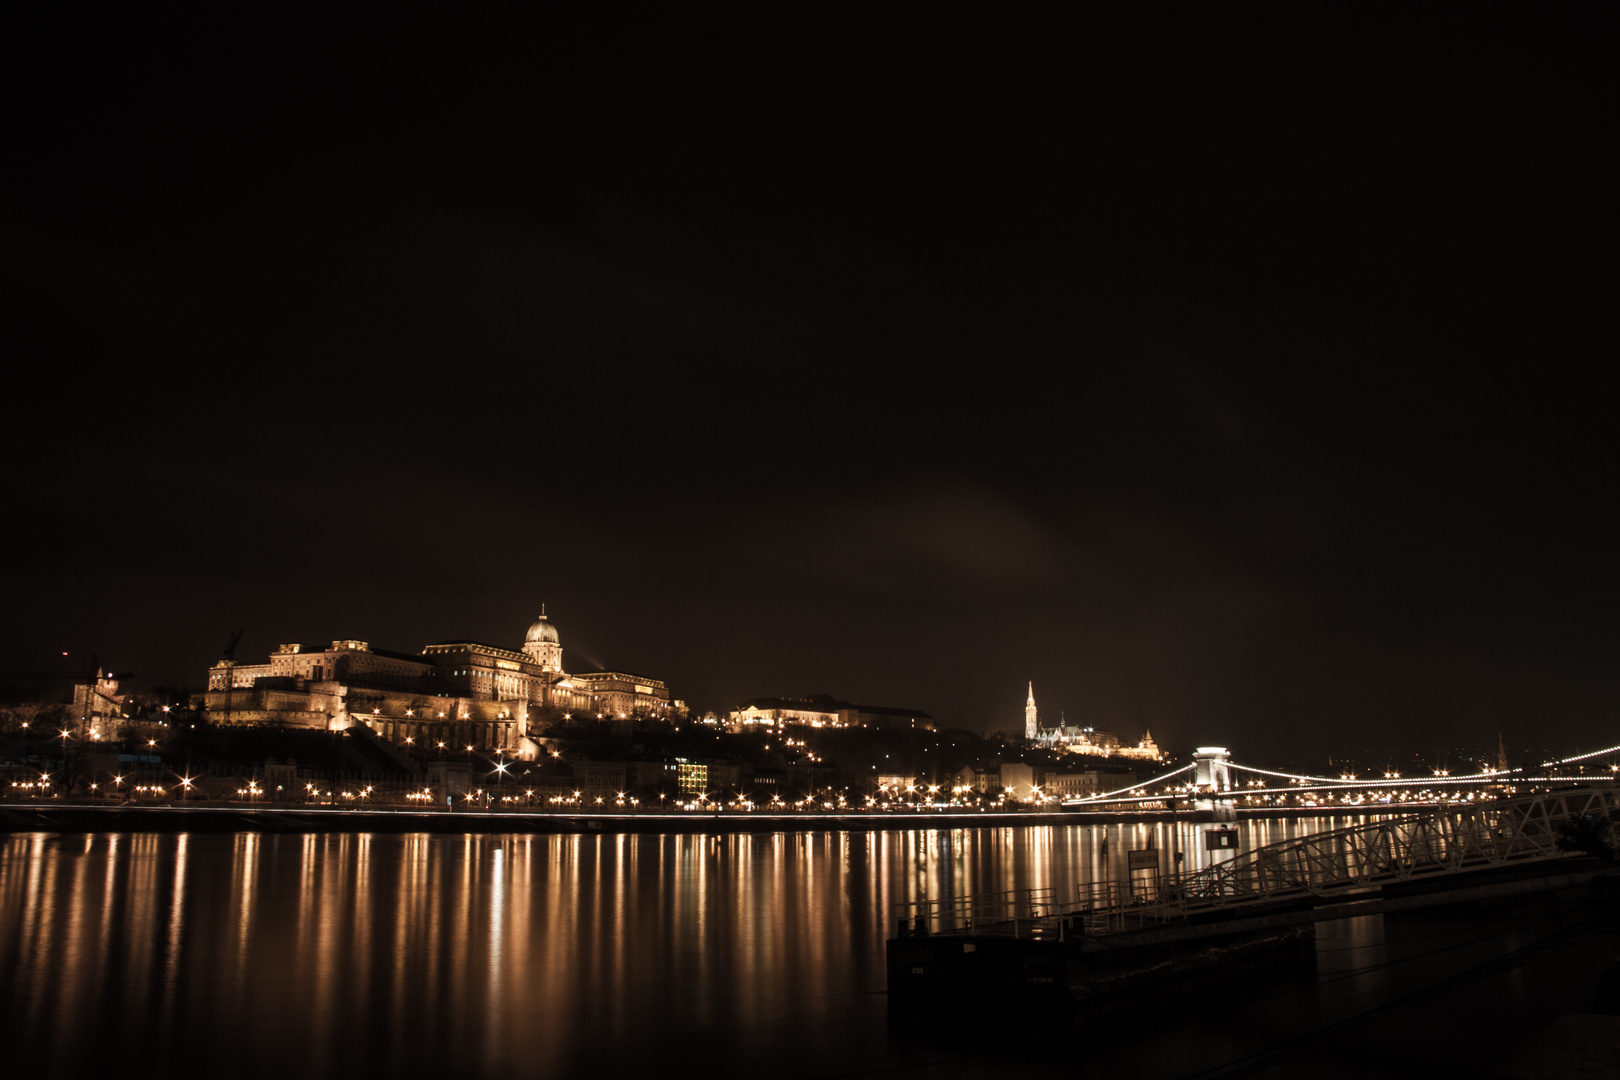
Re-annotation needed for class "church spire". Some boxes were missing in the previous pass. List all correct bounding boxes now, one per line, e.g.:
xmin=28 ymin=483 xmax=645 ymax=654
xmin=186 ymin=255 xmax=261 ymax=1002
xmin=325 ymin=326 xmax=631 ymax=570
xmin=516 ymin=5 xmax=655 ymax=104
xmin=1024 ymin=682 xmax=1038 ymax=741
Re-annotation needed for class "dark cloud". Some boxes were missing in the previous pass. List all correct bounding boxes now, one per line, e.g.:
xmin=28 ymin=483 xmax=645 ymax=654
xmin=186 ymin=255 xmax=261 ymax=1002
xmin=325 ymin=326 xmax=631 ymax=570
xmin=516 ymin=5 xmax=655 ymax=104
xmin=2 ymin=9 xmax=1615 ymax=757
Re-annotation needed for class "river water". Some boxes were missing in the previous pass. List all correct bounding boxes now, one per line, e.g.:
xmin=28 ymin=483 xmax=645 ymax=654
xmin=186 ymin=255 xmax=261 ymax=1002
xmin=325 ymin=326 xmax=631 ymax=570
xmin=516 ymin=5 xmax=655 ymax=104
xmin=2 ymin=818 xmax=1616 ymax=1078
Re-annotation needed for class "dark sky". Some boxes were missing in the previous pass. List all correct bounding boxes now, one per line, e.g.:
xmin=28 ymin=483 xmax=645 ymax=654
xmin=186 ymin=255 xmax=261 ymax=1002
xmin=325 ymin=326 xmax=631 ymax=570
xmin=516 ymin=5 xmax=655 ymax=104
xmin=3 ymin=9 xmax=1614 ymax=757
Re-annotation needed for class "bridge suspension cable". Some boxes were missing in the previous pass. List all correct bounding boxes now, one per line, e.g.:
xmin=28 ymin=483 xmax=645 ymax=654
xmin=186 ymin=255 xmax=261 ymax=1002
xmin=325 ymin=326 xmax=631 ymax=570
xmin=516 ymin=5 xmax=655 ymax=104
xmin=1225 ymin=761 xmax=1504 ymax=788
xmin=1072 ymin=762 xmax=1194 ymax=803
xmin=1540 ymin=743 xmax=1620 ymax=768
xmin=1061 ymin=749 xmax=1613 ymax=809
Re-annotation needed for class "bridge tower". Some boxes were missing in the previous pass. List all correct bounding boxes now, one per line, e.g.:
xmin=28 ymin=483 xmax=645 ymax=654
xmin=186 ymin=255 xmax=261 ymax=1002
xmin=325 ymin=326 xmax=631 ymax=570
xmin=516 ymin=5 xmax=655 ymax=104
xmin=1193 ymin=747 xmax=1234 ymax=823
xmin=1193 ymin=747 xmax=1232 ymax=792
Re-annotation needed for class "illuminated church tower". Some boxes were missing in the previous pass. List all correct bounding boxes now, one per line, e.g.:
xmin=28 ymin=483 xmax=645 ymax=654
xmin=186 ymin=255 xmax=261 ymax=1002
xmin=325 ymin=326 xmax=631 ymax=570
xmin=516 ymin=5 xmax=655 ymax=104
xmin=1025 ymin=682 xmax=1038 ymax=740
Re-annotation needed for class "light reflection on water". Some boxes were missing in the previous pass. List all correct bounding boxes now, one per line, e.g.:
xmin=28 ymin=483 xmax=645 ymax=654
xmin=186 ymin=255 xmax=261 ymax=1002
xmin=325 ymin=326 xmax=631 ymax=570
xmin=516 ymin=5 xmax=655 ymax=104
xmin=1 ymin=819 xmax=1613 ymax=1079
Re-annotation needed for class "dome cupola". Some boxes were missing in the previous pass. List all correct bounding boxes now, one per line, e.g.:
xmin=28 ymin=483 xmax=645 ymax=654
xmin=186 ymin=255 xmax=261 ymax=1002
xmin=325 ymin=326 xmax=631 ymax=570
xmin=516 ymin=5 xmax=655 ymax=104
xmin=525 ymin=614 xmax=559 ymax=645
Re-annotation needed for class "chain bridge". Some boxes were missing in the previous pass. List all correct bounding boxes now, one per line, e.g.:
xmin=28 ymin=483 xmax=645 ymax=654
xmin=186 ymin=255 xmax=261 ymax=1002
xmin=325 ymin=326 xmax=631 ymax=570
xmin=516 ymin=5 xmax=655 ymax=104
xmin=1054 ymin=740 xmax=1620 ymax=810
xmin=889 ymin=744 xmax=1619 ymax=1004
xmin=897 ymin=783 xmax=1619 ymax=940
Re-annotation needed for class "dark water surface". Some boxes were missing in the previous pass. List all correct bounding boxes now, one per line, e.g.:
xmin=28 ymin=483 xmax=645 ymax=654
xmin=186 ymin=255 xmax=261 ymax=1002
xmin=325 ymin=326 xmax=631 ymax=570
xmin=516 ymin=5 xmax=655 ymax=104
xmin=2 ymin=823 xmax=1615 ymax=1078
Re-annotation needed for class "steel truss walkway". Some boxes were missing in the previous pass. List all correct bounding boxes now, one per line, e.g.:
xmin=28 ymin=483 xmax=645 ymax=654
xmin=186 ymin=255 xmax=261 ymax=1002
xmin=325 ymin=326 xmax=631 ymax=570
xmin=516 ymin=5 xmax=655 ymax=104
xmin=1171 ymin=785 xmax=1617 ymax=907
xmin=895 ymin=786 xmax=1618 ymax=939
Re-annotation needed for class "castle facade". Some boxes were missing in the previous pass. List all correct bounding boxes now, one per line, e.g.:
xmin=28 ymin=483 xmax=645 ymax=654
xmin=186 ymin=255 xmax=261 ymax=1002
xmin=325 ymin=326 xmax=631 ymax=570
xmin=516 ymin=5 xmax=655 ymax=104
xmin=204 ymin=613 xmax=670 ymax=757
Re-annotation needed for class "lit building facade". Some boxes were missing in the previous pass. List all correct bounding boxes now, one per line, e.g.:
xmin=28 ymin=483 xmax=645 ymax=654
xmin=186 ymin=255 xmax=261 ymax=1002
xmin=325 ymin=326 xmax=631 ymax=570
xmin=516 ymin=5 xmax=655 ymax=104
xmin=1044 ymin=769 xmax=1137 ymax=799
xmin=204 ymin=613 xmax=662 ymax=758
xmin=569 ymin=671 xmax=671 ymax=719
xmin=1036 ymin=726 xmax=1160 ymax=761
xmin=71 ymin=669 xmax=127 ymax=738
xmin=729 ymin=694 xmax=934 ymax=732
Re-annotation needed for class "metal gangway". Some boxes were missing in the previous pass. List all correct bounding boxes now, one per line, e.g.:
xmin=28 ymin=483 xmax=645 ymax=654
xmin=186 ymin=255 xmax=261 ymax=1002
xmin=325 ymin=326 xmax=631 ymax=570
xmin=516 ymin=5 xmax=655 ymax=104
xmin=1163 ymin=783 xmax=1619 ymax=917
xmin=894 ymin=786 xmax=1619 ymax=939
xmin=895 ymin=887 xmax=1058 ymax=938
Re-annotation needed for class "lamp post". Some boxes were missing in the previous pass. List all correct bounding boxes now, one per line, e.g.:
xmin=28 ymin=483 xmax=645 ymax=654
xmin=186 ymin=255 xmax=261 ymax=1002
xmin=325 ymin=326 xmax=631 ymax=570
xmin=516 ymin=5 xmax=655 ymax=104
xmin=57 ymin=729 xmax=72 ymax=794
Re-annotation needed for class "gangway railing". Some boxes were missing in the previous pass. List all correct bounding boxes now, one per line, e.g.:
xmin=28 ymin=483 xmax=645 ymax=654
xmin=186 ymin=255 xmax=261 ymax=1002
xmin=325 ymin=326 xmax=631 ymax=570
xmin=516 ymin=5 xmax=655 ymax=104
xmin=1068 ymin=879 xmax=1189 ymax=934
xmin=1169 ymin=785 xmax=1617 ymax=915
xmin=894 ymin=886 xmax=1054 ymax=937
xmin=892 ymin=786 xmax=1617 ymax=940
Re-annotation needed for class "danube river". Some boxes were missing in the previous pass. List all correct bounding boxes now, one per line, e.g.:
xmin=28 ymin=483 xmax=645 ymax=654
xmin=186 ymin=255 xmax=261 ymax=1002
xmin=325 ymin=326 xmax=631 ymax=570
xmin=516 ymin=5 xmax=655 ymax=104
xmin=2 ymin=818 xmax=1615 ymax=1078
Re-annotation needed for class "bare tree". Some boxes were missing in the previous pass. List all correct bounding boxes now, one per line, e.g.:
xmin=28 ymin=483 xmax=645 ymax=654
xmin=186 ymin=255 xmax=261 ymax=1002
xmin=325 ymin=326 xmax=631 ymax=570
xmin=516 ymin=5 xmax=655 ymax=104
xmin=2 ymin=701 xmax=66 ymax=734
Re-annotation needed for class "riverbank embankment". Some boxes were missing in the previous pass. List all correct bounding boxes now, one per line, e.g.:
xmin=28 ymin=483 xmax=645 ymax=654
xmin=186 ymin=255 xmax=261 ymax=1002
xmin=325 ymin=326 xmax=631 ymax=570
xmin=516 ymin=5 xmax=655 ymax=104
xmin=0 ymin=801 xmax=1400 ymax=834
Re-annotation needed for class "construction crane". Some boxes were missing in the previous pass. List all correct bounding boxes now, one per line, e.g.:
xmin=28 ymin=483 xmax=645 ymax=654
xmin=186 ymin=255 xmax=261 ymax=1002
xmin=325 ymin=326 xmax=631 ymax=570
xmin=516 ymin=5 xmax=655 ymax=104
xmin=220 ymin=630 xmax=245 ymax=733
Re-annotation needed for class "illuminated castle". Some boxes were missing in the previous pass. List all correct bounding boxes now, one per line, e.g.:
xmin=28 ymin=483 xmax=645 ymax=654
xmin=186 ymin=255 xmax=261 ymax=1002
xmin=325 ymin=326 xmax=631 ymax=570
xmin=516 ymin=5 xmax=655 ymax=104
xmin=1025 ymin=682 xmax=1160 ymax=760
xmin=205 ymin=610 xmax=672 ymax=758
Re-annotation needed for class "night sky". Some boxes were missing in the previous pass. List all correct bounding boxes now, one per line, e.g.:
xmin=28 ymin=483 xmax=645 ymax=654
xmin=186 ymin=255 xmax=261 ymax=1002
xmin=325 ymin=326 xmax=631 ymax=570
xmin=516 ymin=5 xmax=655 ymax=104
xmin=3 ymin=9 xmax=1614 ymax=756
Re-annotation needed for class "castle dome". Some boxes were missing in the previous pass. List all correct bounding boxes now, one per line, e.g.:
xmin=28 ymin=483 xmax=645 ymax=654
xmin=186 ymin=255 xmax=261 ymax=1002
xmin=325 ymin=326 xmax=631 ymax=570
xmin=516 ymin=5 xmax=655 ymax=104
xmin=524 ymin=614 xmax=559 ymax=645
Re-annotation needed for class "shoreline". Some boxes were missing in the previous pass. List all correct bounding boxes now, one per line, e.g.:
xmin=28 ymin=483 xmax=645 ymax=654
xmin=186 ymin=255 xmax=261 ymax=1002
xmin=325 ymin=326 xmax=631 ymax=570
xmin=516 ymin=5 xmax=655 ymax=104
xmin=0 ymin=800 xmax=1403 ymax=835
